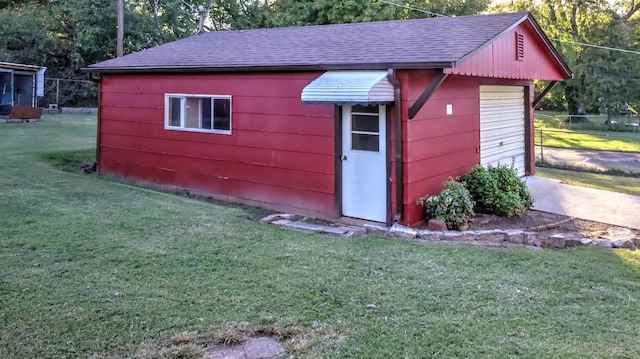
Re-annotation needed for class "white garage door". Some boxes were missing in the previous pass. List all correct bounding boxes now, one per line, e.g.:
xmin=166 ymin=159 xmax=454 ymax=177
xmin=479 ymin=85 xmax=526 ymax=176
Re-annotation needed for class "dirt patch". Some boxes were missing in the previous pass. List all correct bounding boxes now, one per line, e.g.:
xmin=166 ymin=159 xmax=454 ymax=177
xmin=467 ymin=210 xmax=640 ymax=239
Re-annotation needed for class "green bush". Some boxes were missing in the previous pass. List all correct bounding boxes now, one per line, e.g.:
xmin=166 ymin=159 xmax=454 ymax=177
xmin=493 ymin=191 xmax=525 ymax=217
xmin=460 ymin=165 xmax=533 ymax=217
xmin=418 ymin=179 xmax=474 ymax=230
xmin=457 ymin=165 xmax=498 ymax=214
xmin=488 ymin=165 xmax=533 ymax=209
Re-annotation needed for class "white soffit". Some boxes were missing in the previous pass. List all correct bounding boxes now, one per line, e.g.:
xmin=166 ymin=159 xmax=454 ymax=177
xmin=301 ymin=71 xmax=395 ymax=105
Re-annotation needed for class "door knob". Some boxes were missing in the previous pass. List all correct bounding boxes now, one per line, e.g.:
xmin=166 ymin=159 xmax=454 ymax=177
xmin=340 ymin=155 xmax=347 ymax=161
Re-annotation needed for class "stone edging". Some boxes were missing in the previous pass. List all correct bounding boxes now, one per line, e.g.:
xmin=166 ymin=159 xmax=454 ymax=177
xmin=385 ymin=224 xmax=636 ymax=250
xmin=260 ymin=214 xmax=637 ymax=251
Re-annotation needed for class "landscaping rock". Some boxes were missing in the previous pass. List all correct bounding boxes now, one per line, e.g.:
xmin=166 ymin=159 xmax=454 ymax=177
xmin=260 ymin=212 xmax=640 ymax=253
xmin=341 ymin=226 xmax=367 ymax=238
xmin=389 ymin=224 xmax=418 ymax=239
xmin=505 ymin=230 xmax=525 ymax=244
xmin=280 ymin=221 xmax=365 ymax=238
xmin=259 ymin=213 xmax=296 ymax=223
xmin=524 ymin=232 xmax=541 ymax=246
xmin=271 ymin=219 xmax=292 ymax=226
xmin=474 ymin=230 xmax=507 ymax=242
xmin=580 ymin=238 xmax=593 ymax=247
xmin=611 ymin=238 xmax=636 ymax=250
xmin=284 ymin=221 xmax=328 ymax=232
xmin=543 ymin=234 xmax=566 ymax=249
xmin=417 ymin=230 xmax=443 ymax=241
xmin=595 ymin=240 xmax=613 ymax=249
xmin=441 ymin=231 xmax=464 ymax=241
xmin=564 ymin=237 xmax=582 ymax=248
xmin=427 ymin=219 xmax=447 ymax=231
xmin=458 ymin=231 xmax=477 ymax=241
xmin=363 ymin=223 xmax=389 ymax=235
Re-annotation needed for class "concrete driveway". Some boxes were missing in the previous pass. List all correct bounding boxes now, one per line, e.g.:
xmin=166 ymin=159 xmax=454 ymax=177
xmin=525 ymin=175 xmax=640 ymax=230
xmin=536 ymin=146 xmax=640 ymax=172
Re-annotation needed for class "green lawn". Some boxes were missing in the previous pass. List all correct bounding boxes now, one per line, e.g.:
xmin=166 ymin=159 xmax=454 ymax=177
xmin=534 ymin=111 xmax=640 ymax=152
xmin=3 ymin=116 xmax=640 ymax=358
xmin=536 ymin=167 xmax=640 ymax=196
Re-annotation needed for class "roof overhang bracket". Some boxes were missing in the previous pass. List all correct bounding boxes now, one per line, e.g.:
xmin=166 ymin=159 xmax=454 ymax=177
xmin=533 ymin=80 xmax=558 ymax=108
xmin=408 ymin=72 xmax=448 ymax=120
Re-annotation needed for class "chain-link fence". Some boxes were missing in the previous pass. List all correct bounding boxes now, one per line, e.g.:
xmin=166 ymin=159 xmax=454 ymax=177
xmin=37 ymin=78 xmax=98 ymax=110
xmin=535 ymin=128 xmax=640 ymax=175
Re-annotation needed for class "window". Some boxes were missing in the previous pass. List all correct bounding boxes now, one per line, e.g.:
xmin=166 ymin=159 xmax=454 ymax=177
xmin=350 ymin=104 xmax=380 ymax=152
xmin=165 ymin=94 xmax=231 ymax=134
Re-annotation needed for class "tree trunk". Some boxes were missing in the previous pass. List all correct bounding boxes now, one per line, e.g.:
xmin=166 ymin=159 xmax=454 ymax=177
xmin=564 ymin=81 xmax=588 ymax=123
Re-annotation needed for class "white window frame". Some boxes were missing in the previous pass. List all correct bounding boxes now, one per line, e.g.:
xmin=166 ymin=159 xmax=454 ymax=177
xmin=164 ymin=93 xmax=232 ymax=135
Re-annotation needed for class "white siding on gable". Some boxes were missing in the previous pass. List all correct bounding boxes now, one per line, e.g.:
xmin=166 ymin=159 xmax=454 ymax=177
xmin=479 ymin=85 xmax=526 ymax=176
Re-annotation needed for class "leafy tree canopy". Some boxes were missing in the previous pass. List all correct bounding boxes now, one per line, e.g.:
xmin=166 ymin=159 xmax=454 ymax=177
xmin=11 ymin=0 xmax=640 ymax=116
xmin=492 ymin=0 xmax=640 ymax=117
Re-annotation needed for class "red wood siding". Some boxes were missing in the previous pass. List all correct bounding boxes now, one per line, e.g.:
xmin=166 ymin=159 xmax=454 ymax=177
xmin=99 ymin=72 xmax=336 ymax=215
xmin=399 ymin=70 xmax=481 ymax=225
xmin=445 ymin=23 xmax=566 ymax=81
xmin=398 ymin=70 xmax=535 ymax=226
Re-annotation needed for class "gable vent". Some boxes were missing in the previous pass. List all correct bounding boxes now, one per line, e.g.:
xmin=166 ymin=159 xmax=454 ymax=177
xmin=516 ymin=32 xmax=524 ymax=62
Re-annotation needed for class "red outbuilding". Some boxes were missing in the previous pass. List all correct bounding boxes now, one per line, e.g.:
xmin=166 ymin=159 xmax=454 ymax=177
xmin=85 ymin=12 xmax=572 ymax=227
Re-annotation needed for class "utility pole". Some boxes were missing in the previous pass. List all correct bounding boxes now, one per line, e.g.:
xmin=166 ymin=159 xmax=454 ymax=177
xmin=117 ymin=0 xmax=124 ymax=57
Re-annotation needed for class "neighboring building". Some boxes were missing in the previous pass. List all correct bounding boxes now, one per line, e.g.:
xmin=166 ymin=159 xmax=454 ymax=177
xmin=85 ymin=12 xmax=572 ymax=227
xmin=0 ymin=62 xmax=46 ymax=116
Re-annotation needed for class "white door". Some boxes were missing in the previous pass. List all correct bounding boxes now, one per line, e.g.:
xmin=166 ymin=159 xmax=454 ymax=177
xmin=479 ymin=85 xmax=526 ymax=176
xmin=341 ymin=105 xmax=387 ymax=222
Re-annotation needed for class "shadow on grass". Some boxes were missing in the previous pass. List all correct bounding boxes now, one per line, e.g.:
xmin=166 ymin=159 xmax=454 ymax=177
xmin=39 ymin=148 xmax=273 ymax=221
xmin=40 ymin=149 xmax=96 ymax=174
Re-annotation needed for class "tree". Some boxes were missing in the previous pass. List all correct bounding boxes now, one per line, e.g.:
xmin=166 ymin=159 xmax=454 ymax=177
xmin=0 ymin=0 xmax=493 ymax=107
xmin=268 ymin=0 xmax=490 ymax=27
xmin=269 ymin=0 xmax=397 ymax=26
xmin=491 ymin=0 xmax=640 ymax=118
xmin=208 ymin=0 xmax=269 ymax=30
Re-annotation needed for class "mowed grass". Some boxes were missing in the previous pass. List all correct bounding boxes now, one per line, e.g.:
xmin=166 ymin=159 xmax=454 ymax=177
xmin=3 ymin=116 xmax=640 ymax=358
xmin=534 ymin=112 xmax=640 ymax=152
xmin=536 ymin=167 xmax=640 ymax=197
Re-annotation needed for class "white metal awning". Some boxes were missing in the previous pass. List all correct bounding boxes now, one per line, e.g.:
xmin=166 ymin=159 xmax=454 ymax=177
xmin=301 ymin=71 xmax=395 ymax=105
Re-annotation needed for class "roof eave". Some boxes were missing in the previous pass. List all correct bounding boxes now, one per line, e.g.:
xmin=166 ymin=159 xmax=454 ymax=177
xmin=0 ymin=61 xmax=42 ymax=72
xmin=81 ymin=62 xmax=456 ymax=75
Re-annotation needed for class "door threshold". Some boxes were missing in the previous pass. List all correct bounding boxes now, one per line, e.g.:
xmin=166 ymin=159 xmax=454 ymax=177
xmin=338 ymin=216 xmax=387 ymax=227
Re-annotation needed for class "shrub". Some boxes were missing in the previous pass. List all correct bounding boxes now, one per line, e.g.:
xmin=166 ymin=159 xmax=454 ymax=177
xmin=418 ymin=179 xmax=474 ymax=230
xmin=488 ymin=165 xmax=534 ymax=210
xmin=493 ymin=191 xmax=526 ymax=217
xmin=460 ymin=165 xmax=534 ymax=217
xmin=458 ymin=165 xmax=499 ymax=214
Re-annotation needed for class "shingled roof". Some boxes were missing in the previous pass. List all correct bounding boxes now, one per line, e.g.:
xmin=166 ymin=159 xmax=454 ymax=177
xmin=86 ymin=12 xmax=568 ymax=74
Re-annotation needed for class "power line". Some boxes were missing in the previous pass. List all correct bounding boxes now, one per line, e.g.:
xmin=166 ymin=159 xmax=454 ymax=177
xmin=377 ymin=0 xmax=640 ymax=56
xmin=377 ymin=0 xmax=446 ymax=18
xmin=550 ymin=38 xmax=640 ymax=55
